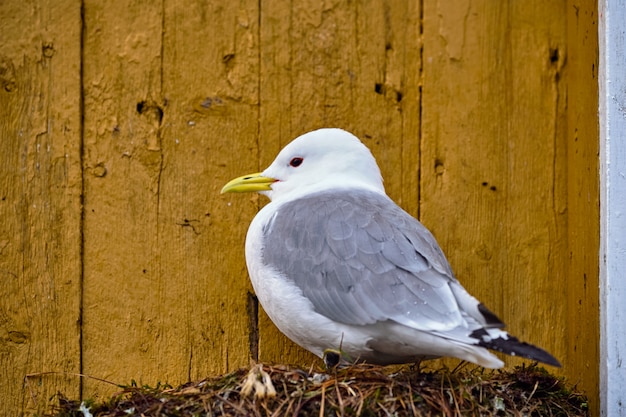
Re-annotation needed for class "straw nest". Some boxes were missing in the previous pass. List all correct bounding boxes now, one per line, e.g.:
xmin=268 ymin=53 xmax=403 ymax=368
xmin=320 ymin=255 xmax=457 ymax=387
xmin=48 ymin=362 xmax=588 ymax=416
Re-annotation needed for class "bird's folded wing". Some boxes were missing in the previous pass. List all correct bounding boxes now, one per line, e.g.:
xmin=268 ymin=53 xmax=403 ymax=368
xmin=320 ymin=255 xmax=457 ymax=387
xmin=261 ymin=190 xmax=477 ymax=332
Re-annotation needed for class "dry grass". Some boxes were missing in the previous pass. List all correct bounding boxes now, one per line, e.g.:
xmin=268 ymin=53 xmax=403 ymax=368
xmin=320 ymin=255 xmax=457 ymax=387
xmin=46 ymin=362 xmax=588 ymax=416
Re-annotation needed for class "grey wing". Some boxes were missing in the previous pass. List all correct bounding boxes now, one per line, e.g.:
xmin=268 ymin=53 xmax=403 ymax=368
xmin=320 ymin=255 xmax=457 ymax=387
xmin=262 ymin=190 xmax=496 ymax=332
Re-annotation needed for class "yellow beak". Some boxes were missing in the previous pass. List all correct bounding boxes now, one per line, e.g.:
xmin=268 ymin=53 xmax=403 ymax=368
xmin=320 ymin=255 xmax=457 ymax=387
xmin=221 ymin=172 xmax=277 ymax=194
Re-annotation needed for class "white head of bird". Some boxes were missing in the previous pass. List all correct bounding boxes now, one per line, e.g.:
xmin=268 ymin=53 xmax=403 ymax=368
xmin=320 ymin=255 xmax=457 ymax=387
xmin=221 ymin=128 xmax=385 ymax=203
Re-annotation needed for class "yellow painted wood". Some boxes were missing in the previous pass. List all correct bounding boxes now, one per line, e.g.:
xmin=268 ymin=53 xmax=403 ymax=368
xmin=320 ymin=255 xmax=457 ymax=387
xmin=257 ymin=0 xmax=422 ymax=365
xmin=159 ymin=0 xmax=260 ymax=378
xmin=81 ymin=0 xmax=169 ymax=399
xmin=422 ymin=0 xmax=569 ymax=362
xmin=0 ymin=0 xmax=600 ymax=414
xmin=421 ymin=0 xmax=599 ymax=409
xmin=567 ymin=1 xmax=600 ymax=414
xmin=81 ymin=0 xmax=260 ymax=399
xmin=0 ymin=1 xmax=82 ymax=415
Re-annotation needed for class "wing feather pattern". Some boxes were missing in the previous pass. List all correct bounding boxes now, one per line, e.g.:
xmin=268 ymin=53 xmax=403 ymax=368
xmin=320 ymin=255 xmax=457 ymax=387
xmin=261 ymin=190 xmax=484 ymax=332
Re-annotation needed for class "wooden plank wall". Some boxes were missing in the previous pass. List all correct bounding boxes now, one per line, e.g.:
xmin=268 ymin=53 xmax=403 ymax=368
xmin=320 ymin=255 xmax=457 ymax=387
xmin=0 ymin=1 xmax=83 ymax=415
xmin=0 ymin=1 xmax=599 ymax=415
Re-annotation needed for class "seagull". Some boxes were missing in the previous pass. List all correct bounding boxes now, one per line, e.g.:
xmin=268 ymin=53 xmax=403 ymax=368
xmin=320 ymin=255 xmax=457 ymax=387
xmin=221 ymin=128 xmax=560 ymax=369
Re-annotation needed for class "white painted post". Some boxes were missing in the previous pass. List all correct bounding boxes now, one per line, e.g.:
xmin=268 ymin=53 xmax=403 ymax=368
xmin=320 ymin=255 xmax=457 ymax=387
xmin=599 ymin=1 xmax=626 ymax=416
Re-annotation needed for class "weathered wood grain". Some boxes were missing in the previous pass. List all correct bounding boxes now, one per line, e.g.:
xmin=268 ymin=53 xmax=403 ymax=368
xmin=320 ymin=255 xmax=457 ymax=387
xmin=421 ymin=0 xmax=598 ymax=408
xmin=421 ymin=0 xmax=568 ymax=372
xmin=159 ymin=0 xmax=260 ymax=379
xmin=257 ymin=0 xmax=422 ymax=365
xmin=81 ymin=0 xmax=262 ymax=399
xmin=568 ymin=0 xmax=600 ymax=414
xmin=0 ymin=1 xmax=82 ymax=415
xmin=81 ymin=0 xmax=167 ymax=399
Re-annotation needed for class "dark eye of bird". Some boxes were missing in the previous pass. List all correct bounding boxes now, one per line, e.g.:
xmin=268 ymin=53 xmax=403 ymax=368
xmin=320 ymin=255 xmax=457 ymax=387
xmin=290 ymin=157 xmax=303 ymax=167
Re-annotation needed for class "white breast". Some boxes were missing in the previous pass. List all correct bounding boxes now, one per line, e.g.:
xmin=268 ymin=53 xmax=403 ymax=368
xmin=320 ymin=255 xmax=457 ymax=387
xmin=244 ymin=202 xmax=344 ymax=357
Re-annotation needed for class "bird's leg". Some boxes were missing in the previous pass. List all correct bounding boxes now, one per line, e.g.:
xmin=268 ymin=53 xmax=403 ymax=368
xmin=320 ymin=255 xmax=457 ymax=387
xmin=323 ymin=349 xmax=342 ymax=370
xmin=410 ymin=358 xmax=424 ymax=374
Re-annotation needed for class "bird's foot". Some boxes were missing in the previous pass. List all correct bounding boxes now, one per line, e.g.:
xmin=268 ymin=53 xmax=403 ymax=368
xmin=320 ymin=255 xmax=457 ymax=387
xmin=323 ymin=349 xmax=342 ymax=369
xmin=322 ymin=348 xmax=356 ymax=370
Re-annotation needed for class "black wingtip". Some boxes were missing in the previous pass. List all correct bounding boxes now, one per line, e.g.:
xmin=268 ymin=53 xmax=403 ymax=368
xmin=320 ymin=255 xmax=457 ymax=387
xmin=477 ymin=303 xmax=505 ymax=328
xmin=471 ymin=329 xmax=561 ymax=367
xmin=504 ymin=341 xmax=562 ymax=368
